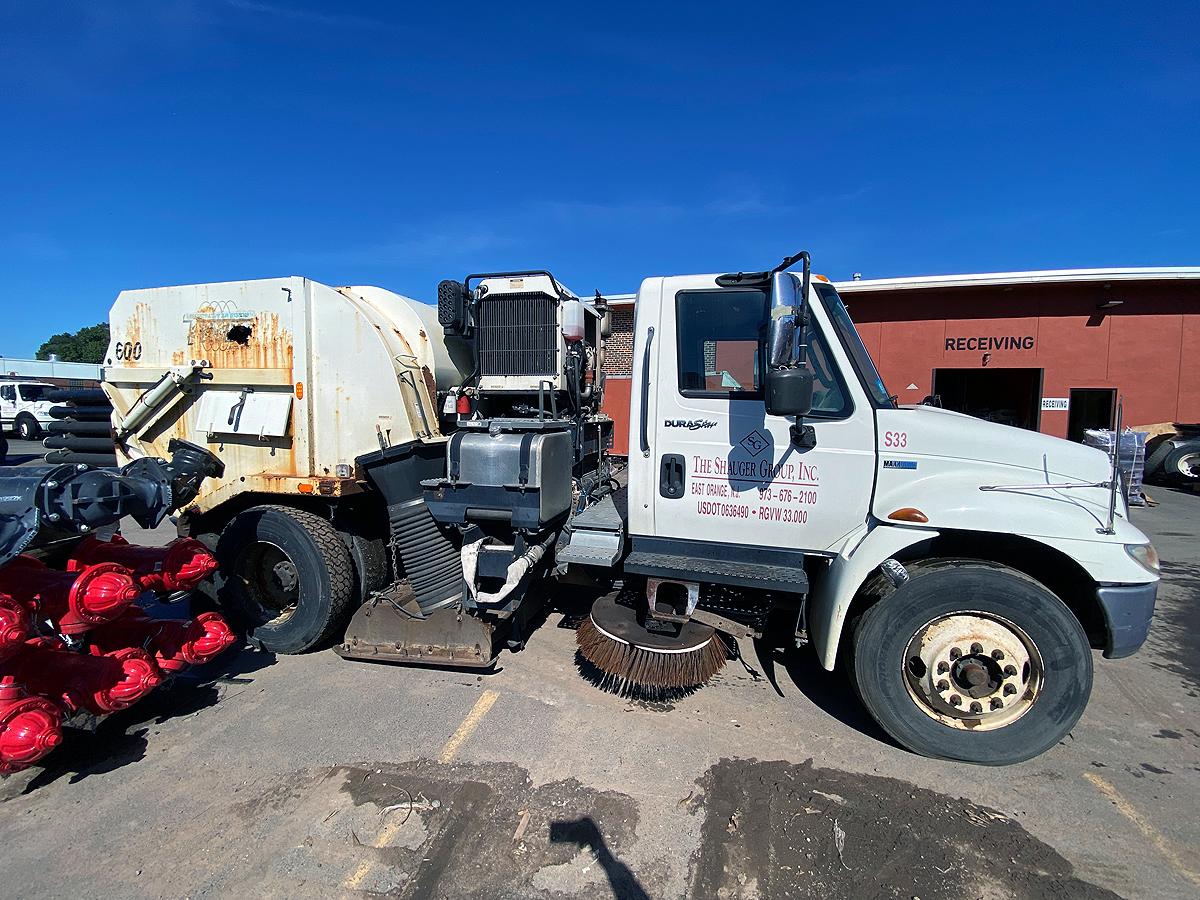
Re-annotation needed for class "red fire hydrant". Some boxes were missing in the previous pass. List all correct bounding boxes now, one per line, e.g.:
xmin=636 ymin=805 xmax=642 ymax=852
xmin=0 ymin=556 xmax=141 ymax=635
xmin=68 ymin=535 xmax=218 ymax=593
xmin=0 ymin=677 xmax=64 ymax=774
xmin=8 ymin=641 xmax=163 ymax=716
xmin=0 ymin=593 xmax=30 ymax=663
xmin=90 ymin=610 xmax=237 ymax=674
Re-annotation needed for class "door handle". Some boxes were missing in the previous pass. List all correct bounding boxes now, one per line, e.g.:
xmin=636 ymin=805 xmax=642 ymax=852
xmin=659 ymin=453 xmax=685 ymax=499
xmin=639 ymin=326 xmax=655 ymax=458
xmin=228 ymin=387 xmax=253 ymax=430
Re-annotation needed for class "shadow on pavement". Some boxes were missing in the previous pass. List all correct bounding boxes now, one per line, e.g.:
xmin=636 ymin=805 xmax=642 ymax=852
xmin=549 ymin=817 xmax=650 ymax=900
xmin=18 ymin=646 xmax=276 ymax=795
xmin=772 ymin=643 xmax=898 ymax=748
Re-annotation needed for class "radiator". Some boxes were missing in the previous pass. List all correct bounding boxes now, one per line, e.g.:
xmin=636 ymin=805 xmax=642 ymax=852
xmin=477 ymin=293 xmax=558 ymax=377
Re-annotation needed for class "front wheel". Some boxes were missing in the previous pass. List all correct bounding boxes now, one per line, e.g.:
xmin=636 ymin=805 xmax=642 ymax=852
xmin=852 ymin=560 xmax=1092 ymax=765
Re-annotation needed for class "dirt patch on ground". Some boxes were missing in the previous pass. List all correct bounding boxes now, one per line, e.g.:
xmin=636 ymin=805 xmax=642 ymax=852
xmin=689 ymin=758 xmax=1122 ymax=900
xmin=225 ymin=759 xmax=648 ymax=899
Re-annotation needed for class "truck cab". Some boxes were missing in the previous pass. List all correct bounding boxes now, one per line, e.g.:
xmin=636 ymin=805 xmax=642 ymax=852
xmin=0 ymin=380 xmax=55 ymax=440
xmin=617 ymin=258 xmax=1158 ymax=762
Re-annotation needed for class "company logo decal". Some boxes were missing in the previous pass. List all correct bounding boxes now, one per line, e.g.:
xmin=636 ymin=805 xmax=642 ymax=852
xmin=883 ymin=459 xmax=918 ymax=470
xmin=664 ymin=419 xmax=718 ymax=430
xmin=739 ymin=429 xmax=770 ymax=457
xmin=183 ymin=300 xmax=255 ymax=322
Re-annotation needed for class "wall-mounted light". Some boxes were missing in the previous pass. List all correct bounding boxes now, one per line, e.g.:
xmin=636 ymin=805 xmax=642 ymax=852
xmin=1096 ymin=299 xmax=1124 ymax=310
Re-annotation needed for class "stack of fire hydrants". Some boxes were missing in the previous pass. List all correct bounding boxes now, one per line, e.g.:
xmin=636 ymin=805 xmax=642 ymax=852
xmin=0 ymin=439 xmax=235 ymax=775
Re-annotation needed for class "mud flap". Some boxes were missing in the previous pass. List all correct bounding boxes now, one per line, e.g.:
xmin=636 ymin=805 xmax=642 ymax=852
xmin=336 ymin=582 xmax=499 ymax=669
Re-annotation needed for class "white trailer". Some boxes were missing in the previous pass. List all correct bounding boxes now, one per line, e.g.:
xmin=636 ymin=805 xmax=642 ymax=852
xmin=104 ymin=254 xmax=1159 ymax=765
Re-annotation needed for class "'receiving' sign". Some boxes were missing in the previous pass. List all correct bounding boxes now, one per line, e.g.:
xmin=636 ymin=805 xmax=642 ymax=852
xmin=944 ymin=335 xmax=1035 ymax=351
xmin=1041 ymin=397 xmax=1069 ymax=411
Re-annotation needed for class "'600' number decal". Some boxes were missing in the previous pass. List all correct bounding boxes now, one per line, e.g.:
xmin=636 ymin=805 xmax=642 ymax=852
xmin=114 ymin=341 xmax=142 ymax=361
xmin=883 ymin=430 xmax=908 ymax=448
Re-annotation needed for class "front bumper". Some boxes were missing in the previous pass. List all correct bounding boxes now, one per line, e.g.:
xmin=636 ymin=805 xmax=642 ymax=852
xmin=1097 ymin=581 xmax=1158 ymax=659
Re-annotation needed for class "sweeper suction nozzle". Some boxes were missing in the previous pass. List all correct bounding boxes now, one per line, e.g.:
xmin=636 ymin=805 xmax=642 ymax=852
xmin=575 ymin=589 xmax=728 ymax=702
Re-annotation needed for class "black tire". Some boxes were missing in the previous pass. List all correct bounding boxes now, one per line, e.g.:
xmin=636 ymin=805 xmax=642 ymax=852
xmin=851 ymin=559 xmax=1092 ymax=766
xmin=216 ymin=505 xmax=357 ymax=654
xmin=1163 ymin=445 xmax=1200 ymax=484
xmin=15 ymin=414 xmax=39 ymax=440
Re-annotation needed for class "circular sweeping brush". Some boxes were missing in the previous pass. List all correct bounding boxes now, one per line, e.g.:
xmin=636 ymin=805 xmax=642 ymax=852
xmin=575 ymin=590 xmax=728 ymax=702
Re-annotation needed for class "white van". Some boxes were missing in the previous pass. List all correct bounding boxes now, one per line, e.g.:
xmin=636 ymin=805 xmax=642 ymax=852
xmin=0 ymin=380 xmax=56 ymax=440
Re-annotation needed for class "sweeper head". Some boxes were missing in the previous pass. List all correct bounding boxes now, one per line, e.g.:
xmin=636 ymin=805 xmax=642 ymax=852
xmin=575 ymin=587 xmax=728 ymax=702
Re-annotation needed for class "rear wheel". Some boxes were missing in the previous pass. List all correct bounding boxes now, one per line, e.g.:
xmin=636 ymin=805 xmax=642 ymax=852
xmin=216 ymin=505 xmax=356 ymax=654
xmin=851 ymin=560 xmax=1092 ymax=765
xmin=1164 ymin=446 xmax=1200 ymax=484
xmin=15 ymin=414 xmax=39 ymax=441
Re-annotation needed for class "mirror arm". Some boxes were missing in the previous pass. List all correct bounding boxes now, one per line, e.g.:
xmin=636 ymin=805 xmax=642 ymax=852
xmin=790 ymin=422 xmax=817 ymax=449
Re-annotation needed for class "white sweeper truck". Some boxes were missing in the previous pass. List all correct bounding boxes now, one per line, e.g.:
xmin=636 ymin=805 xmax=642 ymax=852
xmin=100 ymin=251 xmax=1159 ymax=765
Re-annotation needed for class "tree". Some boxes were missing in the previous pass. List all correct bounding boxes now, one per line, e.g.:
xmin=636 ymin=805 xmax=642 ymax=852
xmin=36 ymin=323 xmax=110 ymax=363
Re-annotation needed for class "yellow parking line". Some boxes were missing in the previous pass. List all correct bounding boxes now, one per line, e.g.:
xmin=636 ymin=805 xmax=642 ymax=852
xmin=438 ymin=689 xmax=500 ymax=764
xmin=344 ymin=690 xmax=501 ymax=891
xmin=1083 ymin=772 xmax=1200 ymax=887
xmin=344 ymin=815 xmax=411 ymax=890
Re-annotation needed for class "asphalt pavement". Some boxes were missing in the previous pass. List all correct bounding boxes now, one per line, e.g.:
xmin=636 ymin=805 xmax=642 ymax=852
xmin=1 ymin=438 xmax=49 ymax=466
xmin=0 ymin=479 xmax=1196 ymax=899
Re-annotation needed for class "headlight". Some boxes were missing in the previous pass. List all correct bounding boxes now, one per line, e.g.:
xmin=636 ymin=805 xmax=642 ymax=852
xmin=1125 ymin=543 xmax=1160 ymax=574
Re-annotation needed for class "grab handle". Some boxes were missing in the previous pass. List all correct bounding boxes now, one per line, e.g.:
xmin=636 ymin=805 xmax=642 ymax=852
xmin=639 ymin=326 xmax=655 ymax=458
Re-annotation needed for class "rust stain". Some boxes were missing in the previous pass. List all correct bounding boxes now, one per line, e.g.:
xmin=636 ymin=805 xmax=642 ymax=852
xmin=186 ymin=309 xmax=294 ymax=373
xmin=120 ymin=302 xmax=159 ymax=365
xmin=421 ymin=365 xmax=437 ymax=406
xmin=393 ymin=328 xmax=416 ymax=359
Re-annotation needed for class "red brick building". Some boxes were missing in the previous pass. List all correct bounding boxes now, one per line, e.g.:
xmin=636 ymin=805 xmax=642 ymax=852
xmin=601 ymin=268 xmax=1199 ymax=455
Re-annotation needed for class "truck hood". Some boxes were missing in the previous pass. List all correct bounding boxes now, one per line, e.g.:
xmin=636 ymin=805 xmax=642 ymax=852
xmin=893 ymin=404 xmax=1110 ymax=483
xmin=872 ymin=406 xmax=1154 ymax=583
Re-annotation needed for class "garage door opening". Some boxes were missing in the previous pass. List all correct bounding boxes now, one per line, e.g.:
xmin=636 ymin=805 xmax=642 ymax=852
xmin=1067 ymin=388 xmax=1116 ymax=443
xmin=932 ymin=368 xmax=1042 ymax=431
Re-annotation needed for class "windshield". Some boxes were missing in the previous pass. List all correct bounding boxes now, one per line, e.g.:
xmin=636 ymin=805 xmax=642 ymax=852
xmin=19 ymin=384 xmax=51 ymax=402
xmin=815 ymin=285 xmax=895 ymax=409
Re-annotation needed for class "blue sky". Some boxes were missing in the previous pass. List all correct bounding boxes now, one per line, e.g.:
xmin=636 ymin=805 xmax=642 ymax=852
xmin=1 ymin=1 xmax=1196 ymax=356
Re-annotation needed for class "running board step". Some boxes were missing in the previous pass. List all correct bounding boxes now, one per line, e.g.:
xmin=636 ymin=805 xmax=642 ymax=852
xmin=559 ymin=494 xmax=625 ymax=568
xmin=623 ymin=550 xmax=808 ymax=594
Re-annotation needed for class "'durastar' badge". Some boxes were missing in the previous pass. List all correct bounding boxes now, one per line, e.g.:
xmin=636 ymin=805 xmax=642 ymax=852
xmin=664 ymin=419 xmax=717 ymax=430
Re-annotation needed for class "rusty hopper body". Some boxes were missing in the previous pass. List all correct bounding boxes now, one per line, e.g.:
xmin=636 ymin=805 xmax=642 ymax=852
xmin=103 ymin=277 xmax=465 ymax=515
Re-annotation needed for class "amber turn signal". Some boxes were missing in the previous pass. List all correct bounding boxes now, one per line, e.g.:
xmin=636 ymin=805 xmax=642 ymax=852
xmin=888 ymin=507 xmax=929 ymax=523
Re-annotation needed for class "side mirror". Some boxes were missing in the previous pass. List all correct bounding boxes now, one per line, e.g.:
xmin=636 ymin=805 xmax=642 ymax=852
xmin=767 ymin=272 xmax=802 ymax=368
xmin=765 ymin=368 xmax=814 ymax=418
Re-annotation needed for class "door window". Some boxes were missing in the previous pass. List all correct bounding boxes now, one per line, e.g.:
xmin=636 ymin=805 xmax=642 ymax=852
xmin=676 ymin=290 xmax=765 ymax=397
xmin=675 ymin=289 xmax=851 ymax=417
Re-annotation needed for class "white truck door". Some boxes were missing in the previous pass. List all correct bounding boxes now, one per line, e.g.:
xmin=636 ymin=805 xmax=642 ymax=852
xmin=641 ymin=275 xmax=876 ymax=554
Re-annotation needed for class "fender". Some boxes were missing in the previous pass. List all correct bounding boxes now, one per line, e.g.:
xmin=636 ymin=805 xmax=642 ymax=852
xmin=808 ymin=522 xmax=938 ymax=671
